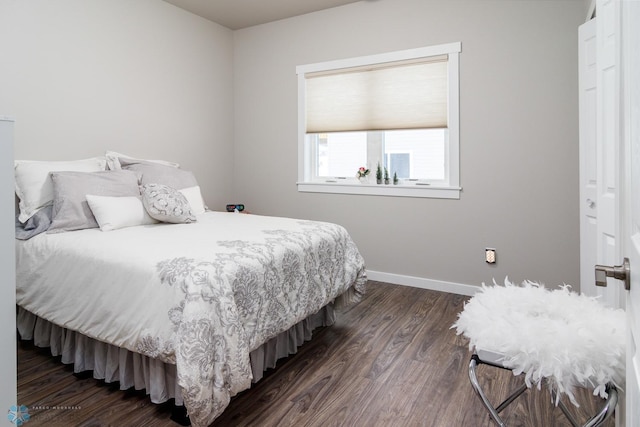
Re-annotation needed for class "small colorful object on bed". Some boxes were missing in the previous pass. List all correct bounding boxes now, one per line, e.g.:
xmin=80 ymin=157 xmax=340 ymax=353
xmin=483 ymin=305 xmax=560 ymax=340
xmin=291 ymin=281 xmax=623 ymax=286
xmin=226 ymin=203 xmax=245 ymax=212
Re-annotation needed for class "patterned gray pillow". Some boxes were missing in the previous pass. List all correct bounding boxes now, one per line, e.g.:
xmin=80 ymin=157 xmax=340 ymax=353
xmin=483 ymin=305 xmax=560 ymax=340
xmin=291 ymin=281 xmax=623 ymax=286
xmin=141 ymin=183 xmax=196 ymax=224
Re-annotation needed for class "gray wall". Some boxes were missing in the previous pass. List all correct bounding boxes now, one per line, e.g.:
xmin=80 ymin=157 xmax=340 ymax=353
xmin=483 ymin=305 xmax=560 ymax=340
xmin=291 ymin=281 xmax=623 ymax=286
xmin=0 ymin=0 xmax=586 ymax=291
xmin=0 ymin=0 xmax=235 ymax=209
xmin=233 ymin=0 xmax=585 ymax=289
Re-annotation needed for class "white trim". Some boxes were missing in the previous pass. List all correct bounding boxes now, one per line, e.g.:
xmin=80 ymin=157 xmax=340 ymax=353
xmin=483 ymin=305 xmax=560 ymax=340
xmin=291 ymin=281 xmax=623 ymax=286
xmin=297 ymin=182 xmax=461 ymax=199
xmin=447 ymin=51 xmax=460 ymax=190
xmin=296 ymin=42 xmax=461 ymax=76
xmin=297 ymin=74 xmax=307 ymax=182
xmin=296 ymin=42 xmax=462 ymax=200
xmin=366 ymin=270 xmax=480 ymax=296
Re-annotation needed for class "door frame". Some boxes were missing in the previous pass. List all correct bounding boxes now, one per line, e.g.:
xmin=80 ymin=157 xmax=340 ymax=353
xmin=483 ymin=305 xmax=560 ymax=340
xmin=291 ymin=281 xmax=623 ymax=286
xmin=621 ymin=0 xmax=640 ymax=424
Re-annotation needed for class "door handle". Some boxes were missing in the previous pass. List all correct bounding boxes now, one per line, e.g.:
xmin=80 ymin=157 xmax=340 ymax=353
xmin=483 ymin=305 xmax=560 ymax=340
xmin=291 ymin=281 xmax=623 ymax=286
xmin=595 ymin=258 xmax=630 ymax=290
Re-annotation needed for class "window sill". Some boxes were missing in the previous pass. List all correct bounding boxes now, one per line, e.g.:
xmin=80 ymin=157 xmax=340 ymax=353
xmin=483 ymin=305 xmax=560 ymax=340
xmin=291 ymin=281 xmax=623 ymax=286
xmin=296 ymin=182 xmax=461 ymax=199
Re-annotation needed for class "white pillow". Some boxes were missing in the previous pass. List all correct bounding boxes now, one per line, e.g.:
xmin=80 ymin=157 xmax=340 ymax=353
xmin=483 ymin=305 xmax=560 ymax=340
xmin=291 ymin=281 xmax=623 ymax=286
xmin=105 ymin=151 xmax=180 ymax=170
xmin=86 ymin=194 xmax=158 ymax=231
xmin=14 ymin=157 xmax=107 ymax=223
xmin=179 ymin=186 xmax=206 ymax=215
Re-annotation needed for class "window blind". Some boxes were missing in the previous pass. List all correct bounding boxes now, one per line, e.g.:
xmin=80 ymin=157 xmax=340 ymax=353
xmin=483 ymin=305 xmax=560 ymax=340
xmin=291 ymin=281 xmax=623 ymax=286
xmin=305 ymin=56 xmax=448 ymax=133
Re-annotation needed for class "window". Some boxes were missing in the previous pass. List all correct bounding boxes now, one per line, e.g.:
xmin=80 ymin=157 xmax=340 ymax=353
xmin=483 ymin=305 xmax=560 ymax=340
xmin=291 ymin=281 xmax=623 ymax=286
xmin=296 ymin=42 xmax=461 ymax=199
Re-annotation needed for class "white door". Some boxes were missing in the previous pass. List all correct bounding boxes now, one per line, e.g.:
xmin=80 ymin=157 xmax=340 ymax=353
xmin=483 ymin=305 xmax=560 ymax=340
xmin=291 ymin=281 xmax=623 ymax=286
xmin=583 ymin=1 xmax=638 ymax=424
xmin=579 ymin=3 xmax=621 ymax=309
xmin=621 ymin=0 xmax=640 ymax=424
xmin=578 ymin=18 xmax=599 ymax=300
xmin=595 ymin=0 xmax=622 ymax=310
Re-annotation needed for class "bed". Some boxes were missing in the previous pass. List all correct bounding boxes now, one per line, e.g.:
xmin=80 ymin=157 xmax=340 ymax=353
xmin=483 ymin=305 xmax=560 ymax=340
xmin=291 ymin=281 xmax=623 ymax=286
xmin=14 ymin=154 xmax=367 ymax=426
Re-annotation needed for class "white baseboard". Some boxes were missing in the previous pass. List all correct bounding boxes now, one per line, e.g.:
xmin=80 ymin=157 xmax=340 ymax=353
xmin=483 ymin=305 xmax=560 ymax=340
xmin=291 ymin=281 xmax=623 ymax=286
xmin=366 ymin=270 xmax=480 ymax=297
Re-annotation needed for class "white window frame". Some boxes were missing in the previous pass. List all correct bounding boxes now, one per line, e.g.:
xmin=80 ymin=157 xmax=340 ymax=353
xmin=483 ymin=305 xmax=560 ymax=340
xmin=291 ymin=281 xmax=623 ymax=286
xmin=296 ymin=42 xmax=461 ymax=199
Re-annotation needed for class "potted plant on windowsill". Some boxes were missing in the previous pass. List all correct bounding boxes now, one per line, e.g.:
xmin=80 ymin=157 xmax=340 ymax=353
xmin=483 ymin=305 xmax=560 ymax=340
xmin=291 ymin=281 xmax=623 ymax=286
xmin=384 ymin=167 xmax=390 ymax=185
xmin=376 ymin=163 xmax=383 ymax=184
xmin=393 ymin=172 xmax=399 ymax=185
xmin=356 ymin=166 xmax=370 ymax=183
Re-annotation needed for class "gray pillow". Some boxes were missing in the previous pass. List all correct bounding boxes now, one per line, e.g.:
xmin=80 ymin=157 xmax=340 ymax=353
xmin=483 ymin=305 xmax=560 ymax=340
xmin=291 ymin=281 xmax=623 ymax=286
xmin=120 ymin=158 xmax=198 ymax=190
xmin=140 ymin=183 xmax=196 ymax=224
xmin=48 ymin=170 xmax=141 ymax=233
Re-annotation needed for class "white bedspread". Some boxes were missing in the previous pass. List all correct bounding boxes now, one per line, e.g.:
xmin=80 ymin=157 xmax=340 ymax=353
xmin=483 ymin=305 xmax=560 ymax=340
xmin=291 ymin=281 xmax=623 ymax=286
xmin=16 ymin=212 xmax=367 ymax=426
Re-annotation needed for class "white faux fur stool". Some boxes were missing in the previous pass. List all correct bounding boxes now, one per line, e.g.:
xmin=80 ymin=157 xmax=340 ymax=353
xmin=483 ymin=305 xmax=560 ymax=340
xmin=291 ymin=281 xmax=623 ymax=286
xmin=453 ymin=280 xmax=625 ymax=427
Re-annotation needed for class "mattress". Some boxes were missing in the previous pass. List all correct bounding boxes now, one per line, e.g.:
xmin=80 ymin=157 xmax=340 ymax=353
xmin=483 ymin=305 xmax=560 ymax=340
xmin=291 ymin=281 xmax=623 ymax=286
xmin=16 ymin=211 xmax=367 ymax=426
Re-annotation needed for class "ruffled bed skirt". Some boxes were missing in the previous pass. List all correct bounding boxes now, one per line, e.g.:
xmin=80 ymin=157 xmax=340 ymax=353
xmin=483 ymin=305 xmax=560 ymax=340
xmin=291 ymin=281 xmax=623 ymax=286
xmin=16 ymin=304 xmax=336 ymax=407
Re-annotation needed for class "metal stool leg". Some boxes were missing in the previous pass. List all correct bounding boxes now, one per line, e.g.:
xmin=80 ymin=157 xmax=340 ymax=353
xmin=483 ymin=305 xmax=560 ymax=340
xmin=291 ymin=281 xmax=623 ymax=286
xmin=469 ymin=353 xmax=618 ymax=427
xmin=469 ymin=354 xmax=526 ymax=427
xmin=556 ymin=396 xmax=580 ymax=427
xmin=551 ymin=383 xmax=617 ymax=427
xmin=495 ymin=382 xmax=528 ymax=414
xmin=582 ymin=384 xmax=618 ymax=427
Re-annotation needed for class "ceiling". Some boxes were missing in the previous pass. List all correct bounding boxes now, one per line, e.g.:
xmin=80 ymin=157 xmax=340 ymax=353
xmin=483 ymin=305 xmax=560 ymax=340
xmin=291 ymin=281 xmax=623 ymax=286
xmin=163 ymin=0 xmax=363 ymax=30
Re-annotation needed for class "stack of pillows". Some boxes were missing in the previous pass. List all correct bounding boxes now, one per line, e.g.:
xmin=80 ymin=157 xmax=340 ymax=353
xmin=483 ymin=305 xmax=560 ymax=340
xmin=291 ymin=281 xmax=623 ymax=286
xmin=14 ymin=151 xmax=207 ymax=237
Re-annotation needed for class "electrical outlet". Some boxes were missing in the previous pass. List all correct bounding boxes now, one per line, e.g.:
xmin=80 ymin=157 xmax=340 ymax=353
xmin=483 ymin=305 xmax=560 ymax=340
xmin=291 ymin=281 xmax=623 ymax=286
xmin=485 ymin=248 xmax=496 ymax=264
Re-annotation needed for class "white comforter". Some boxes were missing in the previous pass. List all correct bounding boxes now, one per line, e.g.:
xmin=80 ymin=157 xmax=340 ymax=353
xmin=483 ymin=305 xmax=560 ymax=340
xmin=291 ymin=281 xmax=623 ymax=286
xmin=16 ymin=212 xmax=367 ymax=426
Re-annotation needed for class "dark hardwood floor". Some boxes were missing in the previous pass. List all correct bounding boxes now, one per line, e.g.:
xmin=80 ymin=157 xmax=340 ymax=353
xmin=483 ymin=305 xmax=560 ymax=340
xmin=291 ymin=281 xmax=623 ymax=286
xmin=18 ymin=281 xmax=614 ymax=426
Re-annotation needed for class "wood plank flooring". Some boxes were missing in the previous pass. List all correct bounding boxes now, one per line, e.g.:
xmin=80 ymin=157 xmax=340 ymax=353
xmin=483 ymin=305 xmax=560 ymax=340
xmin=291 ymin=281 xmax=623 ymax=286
xmin=17 ymin=281 xmax=615 ymax=426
